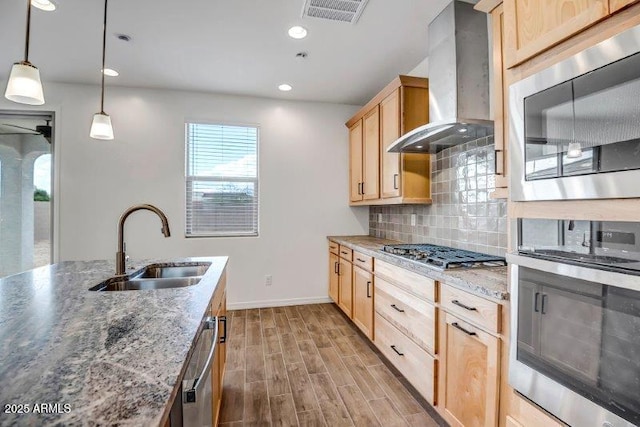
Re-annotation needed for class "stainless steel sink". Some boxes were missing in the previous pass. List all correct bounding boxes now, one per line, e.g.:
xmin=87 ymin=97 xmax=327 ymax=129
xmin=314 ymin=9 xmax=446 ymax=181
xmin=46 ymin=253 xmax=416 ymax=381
xmin=92 ymin=277 xmax=203 ymax=291
xmin=89 ymin=262 xmax=211 ymax=291
xmin=136 ymin=263 xmax=210 ymax=278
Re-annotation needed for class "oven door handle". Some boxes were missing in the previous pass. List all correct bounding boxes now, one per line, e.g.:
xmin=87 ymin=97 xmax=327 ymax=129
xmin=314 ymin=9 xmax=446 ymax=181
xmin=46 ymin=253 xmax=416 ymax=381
xmin=506 ymin=252 xmax=640 ymax=292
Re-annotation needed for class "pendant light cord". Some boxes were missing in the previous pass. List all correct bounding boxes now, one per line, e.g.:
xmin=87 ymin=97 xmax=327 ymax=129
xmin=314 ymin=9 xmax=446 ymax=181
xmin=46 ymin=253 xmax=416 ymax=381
xmin=24 ymin=0 xmax=32 ymax=62
xmin=100 ymin=0 xmax=108 ymax=113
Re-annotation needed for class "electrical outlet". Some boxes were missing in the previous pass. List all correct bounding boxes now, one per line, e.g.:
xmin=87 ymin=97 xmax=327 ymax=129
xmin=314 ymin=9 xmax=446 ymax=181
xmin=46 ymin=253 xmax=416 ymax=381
xmin=377 ymin=213 xmax=382 ymax=222
xmin=265 ymin=275 xmax=272 ymax=286
xmin=411 ymin=213 xmax=417 ymax=226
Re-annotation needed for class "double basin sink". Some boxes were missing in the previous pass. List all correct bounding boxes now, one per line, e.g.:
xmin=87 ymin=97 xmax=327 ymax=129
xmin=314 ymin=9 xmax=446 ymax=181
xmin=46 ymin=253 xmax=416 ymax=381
xmin=90 ymin=262 xmax=211 ymax=291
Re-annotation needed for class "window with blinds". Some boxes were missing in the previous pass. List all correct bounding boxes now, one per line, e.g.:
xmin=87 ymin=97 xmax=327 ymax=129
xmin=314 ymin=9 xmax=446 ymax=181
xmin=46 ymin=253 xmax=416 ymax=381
xmin=185 ymin=123 xmax=259 ymax=237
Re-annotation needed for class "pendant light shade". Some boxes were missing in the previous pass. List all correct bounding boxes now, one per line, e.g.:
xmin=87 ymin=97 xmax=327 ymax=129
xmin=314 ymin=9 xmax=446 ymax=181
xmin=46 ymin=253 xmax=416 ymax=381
xmin=5 ymin=61 xmax=45 ymax=105
xmin=567 ymin=142 xmax=583 ymax=159
xmin=90 ymin=112 xmax=114 ymax=140
xmin=5 ymin=0 xmax=45 ymax=105
xmin=90 ymin=0 xmax=114 ymax=140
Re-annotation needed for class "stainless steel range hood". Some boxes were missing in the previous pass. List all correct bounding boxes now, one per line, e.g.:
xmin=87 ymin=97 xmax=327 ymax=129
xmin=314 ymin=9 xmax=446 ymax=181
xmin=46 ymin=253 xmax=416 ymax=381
xmin=388 ymin=0 xmax=493 ymax=154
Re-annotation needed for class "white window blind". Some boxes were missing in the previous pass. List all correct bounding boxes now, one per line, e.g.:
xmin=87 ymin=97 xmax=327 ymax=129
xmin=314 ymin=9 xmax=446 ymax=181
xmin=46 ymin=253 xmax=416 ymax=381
xmin=185 ymin=123 xmax=259 ymax=237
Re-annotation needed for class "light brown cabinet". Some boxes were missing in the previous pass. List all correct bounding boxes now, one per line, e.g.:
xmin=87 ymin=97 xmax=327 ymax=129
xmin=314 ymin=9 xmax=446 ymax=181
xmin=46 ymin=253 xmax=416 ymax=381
xmin=503 ymin=0 xmax=609 ymax=67
xmin=506 ymin=390 xmax=566 ymax=427
xmin=380 ymin=89 xmax=401 ymax=198
xmin=490 ymin=3 xmax=509 ymax=198
xmin=348 ymin=106 xmax=380 ymax=202
xmin=352 ymin=265 xmax=374 ymax=339
xmin=346 ymin=76 xmax=431 ymax=206
xmin=373 ymin=259 xmax=438 ymax=405
xmin=328 ymin=243 xmax=355 ymax=318
xmin=329 ymin=251 xmax=339 ymax=304
xmin=349 ymin=120 xmax=364 ymax=202
xmin=375 ymin=312 xmax=437 ymax=404
xmin=439 ymin=311 xmax=500 ymax=427
xmin=211 ymin=275 xmax=227 ymax=427
xmin=505 ymin=416 xmax=523 ymax=427
xmin=610 ymin=0 xmax=640 ymax=12
xmin=338 ymin=257 xmax=353 ymax=317
xmin=363 ymin=107 xmax=380 ymax=200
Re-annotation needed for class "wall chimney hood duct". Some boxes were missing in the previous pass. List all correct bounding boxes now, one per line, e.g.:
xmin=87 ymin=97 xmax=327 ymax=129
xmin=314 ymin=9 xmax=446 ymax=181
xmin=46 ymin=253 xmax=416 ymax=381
xmin=388 ymin=0 xmax=493 ymax=154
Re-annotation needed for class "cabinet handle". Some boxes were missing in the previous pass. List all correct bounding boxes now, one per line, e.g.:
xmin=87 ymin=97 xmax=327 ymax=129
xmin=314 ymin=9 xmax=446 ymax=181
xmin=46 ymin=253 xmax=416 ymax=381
xmin=541 ymin=294 xmax=548 ymax=314
xmin=361 ymin=182 xmax=365 ymax=194
xmin=390 ymin=304 xmax=405 ymax=313
xmin=357 ymin=258 xmax=366 ymax=263
xmin=334 ymin=261 xmax=339 ymax=274
xmin=452 ymin=322 xmax=477 ymax=336
xmin=219 ymin=316 xmax=227 ymax=343
xmin=495 ymin=151 xmax=504 ymax=176
xmin=366 ymin=281 xmax=371 ymax=298
xmin=534 ymin=292 xmax=540 ymax=313
xmin=393 ymin=174 xmax=399 ymax=190
xmin=357 ymin=182 xmax=362 ymax=195
xmin=452 ymin=299 xmax=477 ymax=311
xmin=390 ymin=345 xmax=404 ymax=356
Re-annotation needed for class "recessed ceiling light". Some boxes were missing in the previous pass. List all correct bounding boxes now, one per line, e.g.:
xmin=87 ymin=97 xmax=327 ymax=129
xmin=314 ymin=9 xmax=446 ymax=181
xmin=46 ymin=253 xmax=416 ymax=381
xmin=31 ymin=0 xmax=56 ymax=11
xmin=288 ymin=26 xmax=307 ymax=39
xmin=415 ymin=145 xmax=424 ymax=149
xmin=102 ymin=68 xmax=119 ymax=77
xmin=278 ymin=84 xmax=292 ymax=92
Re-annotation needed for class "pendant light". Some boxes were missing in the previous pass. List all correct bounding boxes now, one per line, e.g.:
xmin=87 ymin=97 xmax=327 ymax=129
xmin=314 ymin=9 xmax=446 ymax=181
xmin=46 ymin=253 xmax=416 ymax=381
xmin=566 ymin=142 xmax=583 ymax=159
xmin=4 ymin=0 xmax=45 ymax=105
xmin=90 ymin=0 xmax=114 ymax=140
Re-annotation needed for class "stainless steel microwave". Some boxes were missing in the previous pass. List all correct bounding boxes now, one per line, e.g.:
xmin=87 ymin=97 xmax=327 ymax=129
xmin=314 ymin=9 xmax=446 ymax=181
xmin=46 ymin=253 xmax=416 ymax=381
xmin=510 ymin=24 xmax=640 ymax=201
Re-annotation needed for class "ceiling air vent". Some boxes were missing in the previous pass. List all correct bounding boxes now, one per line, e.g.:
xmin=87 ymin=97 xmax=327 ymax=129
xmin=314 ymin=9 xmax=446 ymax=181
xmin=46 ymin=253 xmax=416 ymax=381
xmin=301 ymin=0 xmax=369 ymax=24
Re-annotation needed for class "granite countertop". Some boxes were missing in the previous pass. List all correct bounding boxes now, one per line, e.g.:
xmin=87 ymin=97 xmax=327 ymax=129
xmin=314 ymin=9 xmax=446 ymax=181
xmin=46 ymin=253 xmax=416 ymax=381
xmin=328 ymin=235 xmax=508 ymax=300
xmin=0 ymin=256 xmax=228 ymax=427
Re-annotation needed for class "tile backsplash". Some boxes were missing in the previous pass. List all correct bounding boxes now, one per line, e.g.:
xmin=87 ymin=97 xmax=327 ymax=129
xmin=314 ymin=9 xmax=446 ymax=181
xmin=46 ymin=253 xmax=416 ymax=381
xmin=369 ymin=137 xmax=508 ymax=256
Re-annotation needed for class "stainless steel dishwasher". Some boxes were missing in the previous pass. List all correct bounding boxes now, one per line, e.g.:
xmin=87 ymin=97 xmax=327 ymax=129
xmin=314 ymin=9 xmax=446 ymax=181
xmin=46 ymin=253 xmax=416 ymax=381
xmin=169 ymin=312 xmax=219 ymax=426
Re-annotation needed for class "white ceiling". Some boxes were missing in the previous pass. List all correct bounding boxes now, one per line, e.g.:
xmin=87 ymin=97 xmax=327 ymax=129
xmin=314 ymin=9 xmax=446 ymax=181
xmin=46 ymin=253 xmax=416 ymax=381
xmin=0 ymin=0 xmax=454 ymax=105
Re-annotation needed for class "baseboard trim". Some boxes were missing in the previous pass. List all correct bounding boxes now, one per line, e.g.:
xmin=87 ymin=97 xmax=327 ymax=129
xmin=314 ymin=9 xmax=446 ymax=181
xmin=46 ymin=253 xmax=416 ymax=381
xmin=228 ymin=296 xmax=333 ymax=310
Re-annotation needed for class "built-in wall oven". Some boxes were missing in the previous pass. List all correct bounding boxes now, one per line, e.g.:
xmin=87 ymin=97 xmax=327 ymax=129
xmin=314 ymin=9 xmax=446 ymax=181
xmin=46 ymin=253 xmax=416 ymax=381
xmin=510 ymin=23 xmax=640 ymax=201
xmin=507 ymin=219 xmax=640 ymax=427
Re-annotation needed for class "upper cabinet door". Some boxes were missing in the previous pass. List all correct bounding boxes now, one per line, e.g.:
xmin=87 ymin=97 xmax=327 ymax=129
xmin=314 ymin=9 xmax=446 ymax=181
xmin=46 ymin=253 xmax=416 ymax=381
xmin=362 ymin=106 xmax=380 ymax=200
xmin=504 ymin=0 xmax=609 ymax=68
xmin=610 ymin=0 xmax=640 ymax=12
xmin=380 ymin=89 xmax=401 ymax=199
xmin=349 ymin=120 xmax=363 ymax=202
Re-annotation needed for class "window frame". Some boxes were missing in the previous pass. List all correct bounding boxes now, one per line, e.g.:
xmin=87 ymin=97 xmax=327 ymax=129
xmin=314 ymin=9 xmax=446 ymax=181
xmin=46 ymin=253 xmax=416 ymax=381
xmin=184 ymin=120 xmax=260 ymax=238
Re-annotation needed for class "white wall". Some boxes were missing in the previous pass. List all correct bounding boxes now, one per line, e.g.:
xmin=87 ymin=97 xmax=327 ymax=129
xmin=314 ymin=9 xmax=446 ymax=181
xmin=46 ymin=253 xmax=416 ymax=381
xmin=0 ymin=82 xmax=368 ymax=308
xmin=407 ymin=57 xmax=429 ymax=78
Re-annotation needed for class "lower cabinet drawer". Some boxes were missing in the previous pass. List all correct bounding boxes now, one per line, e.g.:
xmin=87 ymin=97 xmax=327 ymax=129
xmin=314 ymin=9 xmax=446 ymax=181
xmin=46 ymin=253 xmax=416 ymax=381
xmin=375 ymin=259 xmax=436 ymax=302
xmin=441 ymin=284 xmax=500 ymax=333
xmin=375 ymin=276 xmax=436 ymax=354
xmin=374 ymin=312 xmax=436 ymax=405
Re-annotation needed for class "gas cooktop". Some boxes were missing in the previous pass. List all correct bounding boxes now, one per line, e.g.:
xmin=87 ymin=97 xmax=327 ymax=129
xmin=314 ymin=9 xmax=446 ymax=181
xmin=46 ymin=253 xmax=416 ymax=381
xmin=381 ymin=243 xmax=507 ymax=270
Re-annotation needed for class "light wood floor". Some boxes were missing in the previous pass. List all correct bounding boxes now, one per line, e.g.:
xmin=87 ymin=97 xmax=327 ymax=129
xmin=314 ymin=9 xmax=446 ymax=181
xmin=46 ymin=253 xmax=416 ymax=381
xmin=219 ymin=303 xmax=445 ymax=427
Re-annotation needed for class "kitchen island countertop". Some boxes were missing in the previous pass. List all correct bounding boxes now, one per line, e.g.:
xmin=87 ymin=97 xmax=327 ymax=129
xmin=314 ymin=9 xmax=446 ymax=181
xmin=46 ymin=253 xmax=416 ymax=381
xmin=328 ymin=235 xmax=508 ymax=300
xmin=0 ymin=256 xmax=227 ymax=427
